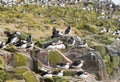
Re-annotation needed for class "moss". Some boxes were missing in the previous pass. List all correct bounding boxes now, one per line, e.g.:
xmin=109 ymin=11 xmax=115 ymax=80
xmin=5 ymin=79 xmax=23 ymax=82
xmin=0 ymin=70 xmax=10 ymax=81
xmin=0 ymin=56 xmax=5 ymax=69
xmin=5 ymin=45 xmax=17 ymax=52
xmin=93 ymin=35 xmax=113 ymax=45
xmin=94 ymin=46 xmax=106 ymax=57
xmin=111 ymin=56 xmax=119 ymax=69
xmin=23 ymin=71 xmax=38 ymax=82
xmin=15 ymin=67 xmax=29 ymax=74
xmin=53 ymin=77 xmax=69 ymax=82
xmin=84 ymin=24 xmax=98 ymax=34
xmin=44 ymin=78 xmax=54 ymax=82
xmin=104 ymin=54 xmax=119 ymax=76
xmin=48 ymin=51 xmax=64 ymax=66
xmin=14 ymin=52 xmax=28 ymax=67
xmin=63 ymin=71 xmax=74 ymax=76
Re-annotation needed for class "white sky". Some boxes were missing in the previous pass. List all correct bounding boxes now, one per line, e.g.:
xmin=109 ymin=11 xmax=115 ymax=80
xmin=112 ymin=0 xmax=120 ymax=5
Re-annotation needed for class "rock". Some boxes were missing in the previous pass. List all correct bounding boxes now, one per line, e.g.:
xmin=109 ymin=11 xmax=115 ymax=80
xmin=0 ymin=49 xmax=13 ymax=66
xmin=64 ymin=47 xmax=107 ymax=80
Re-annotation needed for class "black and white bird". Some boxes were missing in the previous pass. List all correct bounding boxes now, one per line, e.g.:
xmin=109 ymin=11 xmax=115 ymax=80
xmin=79 ymin=39 xmax=88 ymax=48
xmin=15 ymin=40 xmax=27 ymax=48
xmin=5 ymin=31 xmax=21 ymax=45
xmin=64 ymin=26 xmax=71 ymax=34
xmin=41 ymin=70 xmax=52 ymax=78
xmin=68 ymin=37 xmax=75 ymax=46
xmin=56 ymin=62 xmax=70 ymax=69
xmin=42 ymin=42 xmax=55 ymax=49
xmin=74 ymin=71 xmax=88 ymax=79
xmin=0 ymin=41 xmax=6 ymax=48
xmin=51 ymin=27 xmax=61 ymax=38
xmin=26 ymin=41 xmax=34 ymax=50
xmin=71 ymin=60 xmax=84 ymax=68
xmin=52 ymin=70 xmax=64 ymax=77
xmin=44 ymin=40 xmax=66 ymax=50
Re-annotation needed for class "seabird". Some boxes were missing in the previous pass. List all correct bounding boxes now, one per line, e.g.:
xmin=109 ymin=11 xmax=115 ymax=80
xmin=40 ymin=66 xmax=49 ymax=72
xmin=68 ymin=37 xmax=75 ymax=46
xmin=0 ymin=41 xmax=6 ymax=48
xmin=6 ymin=31 xmax=21 ymax=45
xmin=45 ymin=40 xmax=66 ymax=49
xmin=56 ymin=62 xmax=70 ymax=69
xmin=64 ymin=26 xmax=71 ymax=34
xmin=79 ymin=39 xmax=88 ymax=48
xmin=89 ymin=52 xmax=96 ymax=61
xmin=51 ymin=27 xmax=61 ymax=38
xmin=26 ymin=41 xmax=34 ymax=49
xmin=71 ymin=60 xmax=84 ymax=68
xmin=74 ymin=71 xmax=88 ymax=79
xmin=52 ymin=70 xmax=64 ymax=77
xmin=41 ymin=70 xmax=52 ymax=78
xmin=15 ymin=40 xmax=27 ymax=48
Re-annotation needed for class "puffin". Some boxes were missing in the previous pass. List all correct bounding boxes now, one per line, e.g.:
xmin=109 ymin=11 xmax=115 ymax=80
xmin=74 ymin=71 xmax=88 ymax=79
xmin=15 ymin=40 xmax=27 ymax=48
xmin=0 ymin=41 xmax=6 ymax=48
xmin=41 ymin=70 xmax=52 ymax=78
xmin=71 ymin=60 xmax=84 ymax=68
xmin=52 ymin=70 xmax=64 ymax=77
xmin=64 ymin=26 xmax=71 ymax=34
xmin=79 ymin=39 xmax=88 ymax=48
xmin=51 ymin=27 xmax=61 ymax=38
xmin=6 ymin=31 xmax=21 ymax=45
xmin=45 ymin=40 xmax=65 ymax=50
xmin=56 ymin=62 xmax=70 ymax=69
xmin=68 ymin=37 xmax=75 ymax=46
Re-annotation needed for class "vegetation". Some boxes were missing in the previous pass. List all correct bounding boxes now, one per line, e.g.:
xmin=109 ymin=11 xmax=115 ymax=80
xmin=0 ymin=3 xmax=120 ymax=81
xmin=23 ymin=71 xmax=38 ymax=82
xmin=14 ymin=52 xmax=28 ymax=67
xmin=48 ymin=51 xmax=64 ymax=66
xmin=0 ymin=56 xmax=5 ymax=69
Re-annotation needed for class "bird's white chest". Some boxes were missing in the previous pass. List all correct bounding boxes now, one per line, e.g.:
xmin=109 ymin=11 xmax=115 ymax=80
xmin=11 ymin=37 xmax=18 ymax=43
xmin=21 ymin=44 xmax=27 ymax=48
xmin=43 ymin=74 xmax=52 ymax=78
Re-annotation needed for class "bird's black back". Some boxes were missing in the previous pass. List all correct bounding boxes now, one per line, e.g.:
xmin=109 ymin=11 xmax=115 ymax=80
xmin=75 ymin=71 xmax=84 ymax=75
xmin=56 ymin=62 xmax=66 ymax=66
xmin=72 ymin=60 xmax=80 ymax=66
xmin=68 ymin=37 xmax=74 ymax=44
xmin=64 ymin=26 xmax=71 ymax=34
xmin=41 ymin=71 xmax=49 ymax=76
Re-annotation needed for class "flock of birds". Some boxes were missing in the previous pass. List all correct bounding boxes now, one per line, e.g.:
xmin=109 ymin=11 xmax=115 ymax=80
xmin=0 ymin=26 xmax=91 ymax=80
xmin=39 ymin=26 xmax=89 ymax=80
xmin=0 ymin=31 xmax=34 ymax=49
xmin=0 ymin=26 xmax=88 ymax=50
xmin=43 ymin=26 xmax=88 ymax=50
xmin=40 ymin=59 xmax=87 ymax=80
xmin=100 ymin=28 xmax=120 ymax=40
